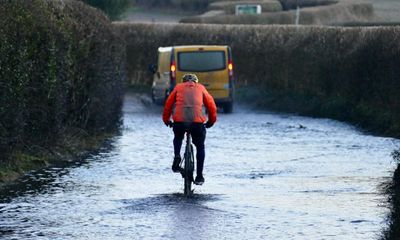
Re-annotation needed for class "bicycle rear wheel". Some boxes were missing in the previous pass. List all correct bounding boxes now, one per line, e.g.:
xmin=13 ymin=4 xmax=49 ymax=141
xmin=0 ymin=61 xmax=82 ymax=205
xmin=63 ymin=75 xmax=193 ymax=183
xmin=184 ymin=141 xmax=194 ymax=197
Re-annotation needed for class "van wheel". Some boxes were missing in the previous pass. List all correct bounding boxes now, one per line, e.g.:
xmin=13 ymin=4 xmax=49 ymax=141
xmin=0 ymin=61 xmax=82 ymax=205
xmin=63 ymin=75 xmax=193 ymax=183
xmin=223 ymin=102 xmax=233 ymax=113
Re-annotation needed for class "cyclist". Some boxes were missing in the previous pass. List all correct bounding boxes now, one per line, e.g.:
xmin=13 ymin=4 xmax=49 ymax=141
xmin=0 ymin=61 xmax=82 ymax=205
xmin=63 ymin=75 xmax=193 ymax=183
xmin=163 ymin=73 xmax=217 ymax=185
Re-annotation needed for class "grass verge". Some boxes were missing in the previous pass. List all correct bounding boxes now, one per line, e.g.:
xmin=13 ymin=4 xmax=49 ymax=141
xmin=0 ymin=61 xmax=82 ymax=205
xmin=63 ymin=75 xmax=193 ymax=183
xmin=0 ymin=129 xmax=117 ymax=186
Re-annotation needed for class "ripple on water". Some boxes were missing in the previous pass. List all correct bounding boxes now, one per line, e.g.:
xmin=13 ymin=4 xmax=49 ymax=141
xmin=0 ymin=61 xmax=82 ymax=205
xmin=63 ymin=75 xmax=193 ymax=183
xmin=231 ymin=170 xmax=289 ymax=179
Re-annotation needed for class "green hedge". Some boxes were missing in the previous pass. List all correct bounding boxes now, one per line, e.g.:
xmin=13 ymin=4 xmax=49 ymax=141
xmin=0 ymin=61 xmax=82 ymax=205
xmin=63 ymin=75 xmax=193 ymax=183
xmin=0 ymin=0 xmax=125 ymax=165
xmin=115 ymin=22 xmax=400 ymax=136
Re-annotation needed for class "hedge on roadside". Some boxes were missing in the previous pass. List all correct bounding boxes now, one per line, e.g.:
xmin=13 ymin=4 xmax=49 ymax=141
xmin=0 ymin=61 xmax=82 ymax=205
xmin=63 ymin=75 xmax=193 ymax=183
xmin=115 ymin=22 xmax=400 ymax=136
xmin=0 ymin=0 xmax=125 ymax=165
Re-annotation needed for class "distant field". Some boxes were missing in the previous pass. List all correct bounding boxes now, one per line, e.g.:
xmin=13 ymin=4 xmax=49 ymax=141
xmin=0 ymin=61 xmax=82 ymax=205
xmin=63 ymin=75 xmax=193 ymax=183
xmin=121 ymin=6 xmax=192 ymax=22
xmin=350 ymin=0 xmax=400 ymax=22
xmin=123 ymin=0 xmax=400 ymax=23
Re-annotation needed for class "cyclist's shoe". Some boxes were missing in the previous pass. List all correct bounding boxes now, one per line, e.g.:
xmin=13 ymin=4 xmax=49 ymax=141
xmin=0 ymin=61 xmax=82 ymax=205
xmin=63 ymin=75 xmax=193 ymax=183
xmin=172 ymin=156 xmax=181 ymax=173
xmin=194 ymin=175 xmax=205 ymax=185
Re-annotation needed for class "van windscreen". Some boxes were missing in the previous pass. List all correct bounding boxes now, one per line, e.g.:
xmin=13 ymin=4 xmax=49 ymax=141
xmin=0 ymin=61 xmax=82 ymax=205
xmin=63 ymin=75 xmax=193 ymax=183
xmin=178 ymin=51 xmax=226 ymax=72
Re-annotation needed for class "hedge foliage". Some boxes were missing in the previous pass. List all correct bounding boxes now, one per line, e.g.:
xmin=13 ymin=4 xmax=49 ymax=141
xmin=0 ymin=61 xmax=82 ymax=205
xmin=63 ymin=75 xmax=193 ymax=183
xmin=0 ymin=0 xmax=125 ymax=163
xmin=115 ymin=22 xmax=400 ymax=136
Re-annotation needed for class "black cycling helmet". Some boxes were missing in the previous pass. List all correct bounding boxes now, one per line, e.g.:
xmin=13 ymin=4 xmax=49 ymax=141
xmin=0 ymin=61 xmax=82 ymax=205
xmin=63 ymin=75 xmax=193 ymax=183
xmin=182 ymin=73 xmax=199 ymax=83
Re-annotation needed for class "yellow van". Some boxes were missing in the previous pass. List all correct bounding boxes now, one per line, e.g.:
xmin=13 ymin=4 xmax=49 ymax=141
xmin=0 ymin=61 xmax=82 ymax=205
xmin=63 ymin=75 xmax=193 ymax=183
xmin=150 ymin=45 xmax=234 ymax=113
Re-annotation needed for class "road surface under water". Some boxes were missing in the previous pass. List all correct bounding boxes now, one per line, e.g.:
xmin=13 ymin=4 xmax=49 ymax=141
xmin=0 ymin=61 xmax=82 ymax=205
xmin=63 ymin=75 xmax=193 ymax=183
xmin=0 ymin=93 xmax=399 ymax=239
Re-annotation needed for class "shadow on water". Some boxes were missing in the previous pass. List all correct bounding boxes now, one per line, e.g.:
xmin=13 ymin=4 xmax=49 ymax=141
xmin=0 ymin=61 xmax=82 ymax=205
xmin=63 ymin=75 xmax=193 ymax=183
xmin=119 ymin=193 xmax=225 ymax=213
xmin=115 ymin=193 xmax=236 ymax=239
xmin=0 ymin=138 xmax=119 ymax=202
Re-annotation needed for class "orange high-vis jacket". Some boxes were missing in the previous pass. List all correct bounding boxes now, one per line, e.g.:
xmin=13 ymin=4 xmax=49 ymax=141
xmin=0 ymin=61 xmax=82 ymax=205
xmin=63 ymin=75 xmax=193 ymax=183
xmin=163 ymin=81 xmax=217 ymax=124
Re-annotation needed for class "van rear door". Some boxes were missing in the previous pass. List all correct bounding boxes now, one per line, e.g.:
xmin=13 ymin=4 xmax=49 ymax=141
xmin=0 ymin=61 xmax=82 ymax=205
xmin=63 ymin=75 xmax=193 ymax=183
xmin=176 ymin=48 xmax=229 ymax=99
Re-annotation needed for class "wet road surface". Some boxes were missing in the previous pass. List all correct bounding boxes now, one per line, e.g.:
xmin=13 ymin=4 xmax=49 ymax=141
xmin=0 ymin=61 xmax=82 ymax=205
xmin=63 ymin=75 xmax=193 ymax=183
xmin=0 ymin=93 xmax=399 ymax=239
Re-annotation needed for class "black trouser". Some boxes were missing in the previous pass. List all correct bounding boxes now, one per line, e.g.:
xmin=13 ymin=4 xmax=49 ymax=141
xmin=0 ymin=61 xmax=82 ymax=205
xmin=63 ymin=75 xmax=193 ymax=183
xmin=173 ymin=122 xmax=206 ymax=176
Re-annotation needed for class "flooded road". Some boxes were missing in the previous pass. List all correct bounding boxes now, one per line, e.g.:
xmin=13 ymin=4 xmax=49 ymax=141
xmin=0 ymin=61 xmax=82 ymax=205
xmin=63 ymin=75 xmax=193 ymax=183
xmin=1 ymin=93 xmax=399 ymax=239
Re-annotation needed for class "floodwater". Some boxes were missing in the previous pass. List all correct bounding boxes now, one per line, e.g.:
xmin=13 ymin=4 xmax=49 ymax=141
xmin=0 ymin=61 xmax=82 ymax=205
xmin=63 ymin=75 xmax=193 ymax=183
xmin=0 ymin=93 xmax=399 ymax=239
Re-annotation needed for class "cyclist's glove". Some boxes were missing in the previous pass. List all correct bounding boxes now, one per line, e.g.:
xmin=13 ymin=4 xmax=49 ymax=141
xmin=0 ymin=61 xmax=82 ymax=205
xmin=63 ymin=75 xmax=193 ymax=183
xmin=205 ymin=121 xmax=214 ymax=129
xmin=165 ymin=121 xmax=173 ymax=128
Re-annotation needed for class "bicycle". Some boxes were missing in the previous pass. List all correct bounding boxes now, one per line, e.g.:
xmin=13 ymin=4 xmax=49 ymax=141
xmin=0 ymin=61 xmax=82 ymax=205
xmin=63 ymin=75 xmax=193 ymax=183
xmin=180 ymin=132 xmax=195 ymax=197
